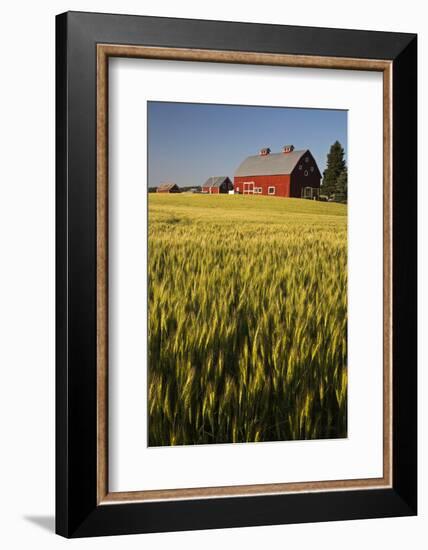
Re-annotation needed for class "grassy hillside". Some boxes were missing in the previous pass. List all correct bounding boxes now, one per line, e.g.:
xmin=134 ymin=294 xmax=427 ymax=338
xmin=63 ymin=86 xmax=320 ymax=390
xmin=149 ymin=193 xmax=346 ymax=225
xmin=148 ymin=194 xmax=347 ymax=446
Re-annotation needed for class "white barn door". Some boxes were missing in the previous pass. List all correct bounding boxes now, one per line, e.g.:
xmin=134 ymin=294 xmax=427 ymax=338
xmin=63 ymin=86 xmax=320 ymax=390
xmin=243 ymin=182 xmax=254 ymax=194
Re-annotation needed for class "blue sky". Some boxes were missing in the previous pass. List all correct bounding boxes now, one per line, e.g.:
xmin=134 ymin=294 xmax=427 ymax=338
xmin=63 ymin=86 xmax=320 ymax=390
xmin=147 ymin=102 xmax=347 ymax=188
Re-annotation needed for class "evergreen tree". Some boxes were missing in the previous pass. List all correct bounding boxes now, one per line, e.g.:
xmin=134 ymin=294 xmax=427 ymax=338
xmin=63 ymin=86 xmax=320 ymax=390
xmin=335 ymin=166 xmax=347 ymax=200
xmin=322 ymin=141 xmax=346 ymax=197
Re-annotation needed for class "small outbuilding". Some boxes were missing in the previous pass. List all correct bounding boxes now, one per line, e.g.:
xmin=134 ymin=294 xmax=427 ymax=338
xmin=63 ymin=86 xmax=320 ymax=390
xmin=201 ymin=176 xmax=233 ymax=194
xmin=156 ymin=183 xmax=181 ymax=193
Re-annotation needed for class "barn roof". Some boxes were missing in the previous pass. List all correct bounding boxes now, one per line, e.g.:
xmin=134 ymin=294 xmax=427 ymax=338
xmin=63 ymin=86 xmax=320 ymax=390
xmin=234 ymin=150 xmax=309 ymax=177
xmin=202 ymin=176 xmax=231 ymax=188
xmin=157 ymin=182 xmax=179 ymax=191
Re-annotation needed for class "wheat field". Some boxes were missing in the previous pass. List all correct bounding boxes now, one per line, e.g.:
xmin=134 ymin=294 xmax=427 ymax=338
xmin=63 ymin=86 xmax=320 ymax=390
xmin=148 ymin=194 xmax=347 ymax=446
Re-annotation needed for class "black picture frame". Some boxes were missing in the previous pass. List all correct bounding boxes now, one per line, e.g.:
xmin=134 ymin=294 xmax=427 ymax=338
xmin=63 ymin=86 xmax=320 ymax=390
xmin=56 ymin=11 xmax=417 ymax=538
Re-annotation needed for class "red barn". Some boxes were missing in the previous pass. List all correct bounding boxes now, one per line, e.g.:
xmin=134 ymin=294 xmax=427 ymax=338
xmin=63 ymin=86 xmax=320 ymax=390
xmin=234 ymin=146 xmax=321 ymax=198
xmin=156 ymin=182 xmax=181 ymax=193
xmin=202 ymin=176 xmax=233 ymax=194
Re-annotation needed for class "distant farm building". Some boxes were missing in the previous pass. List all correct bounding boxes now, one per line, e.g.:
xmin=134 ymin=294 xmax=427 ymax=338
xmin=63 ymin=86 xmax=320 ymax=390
xmin=156 ymin=183 xmax=181 ymax=193
xmin=234 ymin=145 xmax=321 ymax=198
xmin=202 ymin=176 xmax=233 ymax=194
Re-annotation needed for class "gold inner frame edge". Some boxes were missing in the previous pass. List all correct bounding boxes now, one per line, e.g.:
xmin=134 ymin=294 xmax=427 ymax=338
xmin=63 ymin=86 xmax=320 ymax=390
xmin=96 ymin=44 xmax=393 ymax=505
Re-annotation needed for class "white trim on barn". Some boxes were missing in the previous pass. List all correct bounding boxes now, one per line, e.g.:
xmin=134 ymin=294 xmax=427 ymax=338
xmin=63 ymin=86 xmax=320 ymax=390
xmin=243 ymin=181 xmax=255 ymax=194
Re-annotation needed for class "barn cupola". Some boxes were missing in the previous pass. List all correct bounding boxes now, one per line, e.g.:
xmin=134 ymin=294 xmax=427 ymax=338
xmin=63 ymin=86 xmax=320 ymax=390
xmin=282 ymin=145 xmax=295 ymax=153
xmin=259 ymin=147 xmax=271 ymax=156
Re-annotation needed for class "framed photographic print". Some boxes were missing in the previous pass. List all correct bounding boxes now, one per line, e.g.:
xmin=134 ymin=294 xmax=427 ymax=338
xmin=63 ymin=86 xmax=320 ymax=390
xmin=56 ymin=11 xmax=417 ymax=538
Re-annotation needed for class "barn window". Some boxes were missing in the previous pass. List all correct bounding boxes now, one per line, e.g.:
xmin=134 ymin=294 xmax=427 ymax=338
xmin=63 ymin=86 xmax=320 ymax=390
xmin=268 ymin=186 xmax=276 ymax=195
xmin=310 ymin=166 xmax=314 ymax=172
xmin=305 ymin=157 xmax=309 ymax=163
xmin=299 ymin=164 xmax=302 ymax=170
xmin=304 ymin=170 xmax=309 ymax=176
